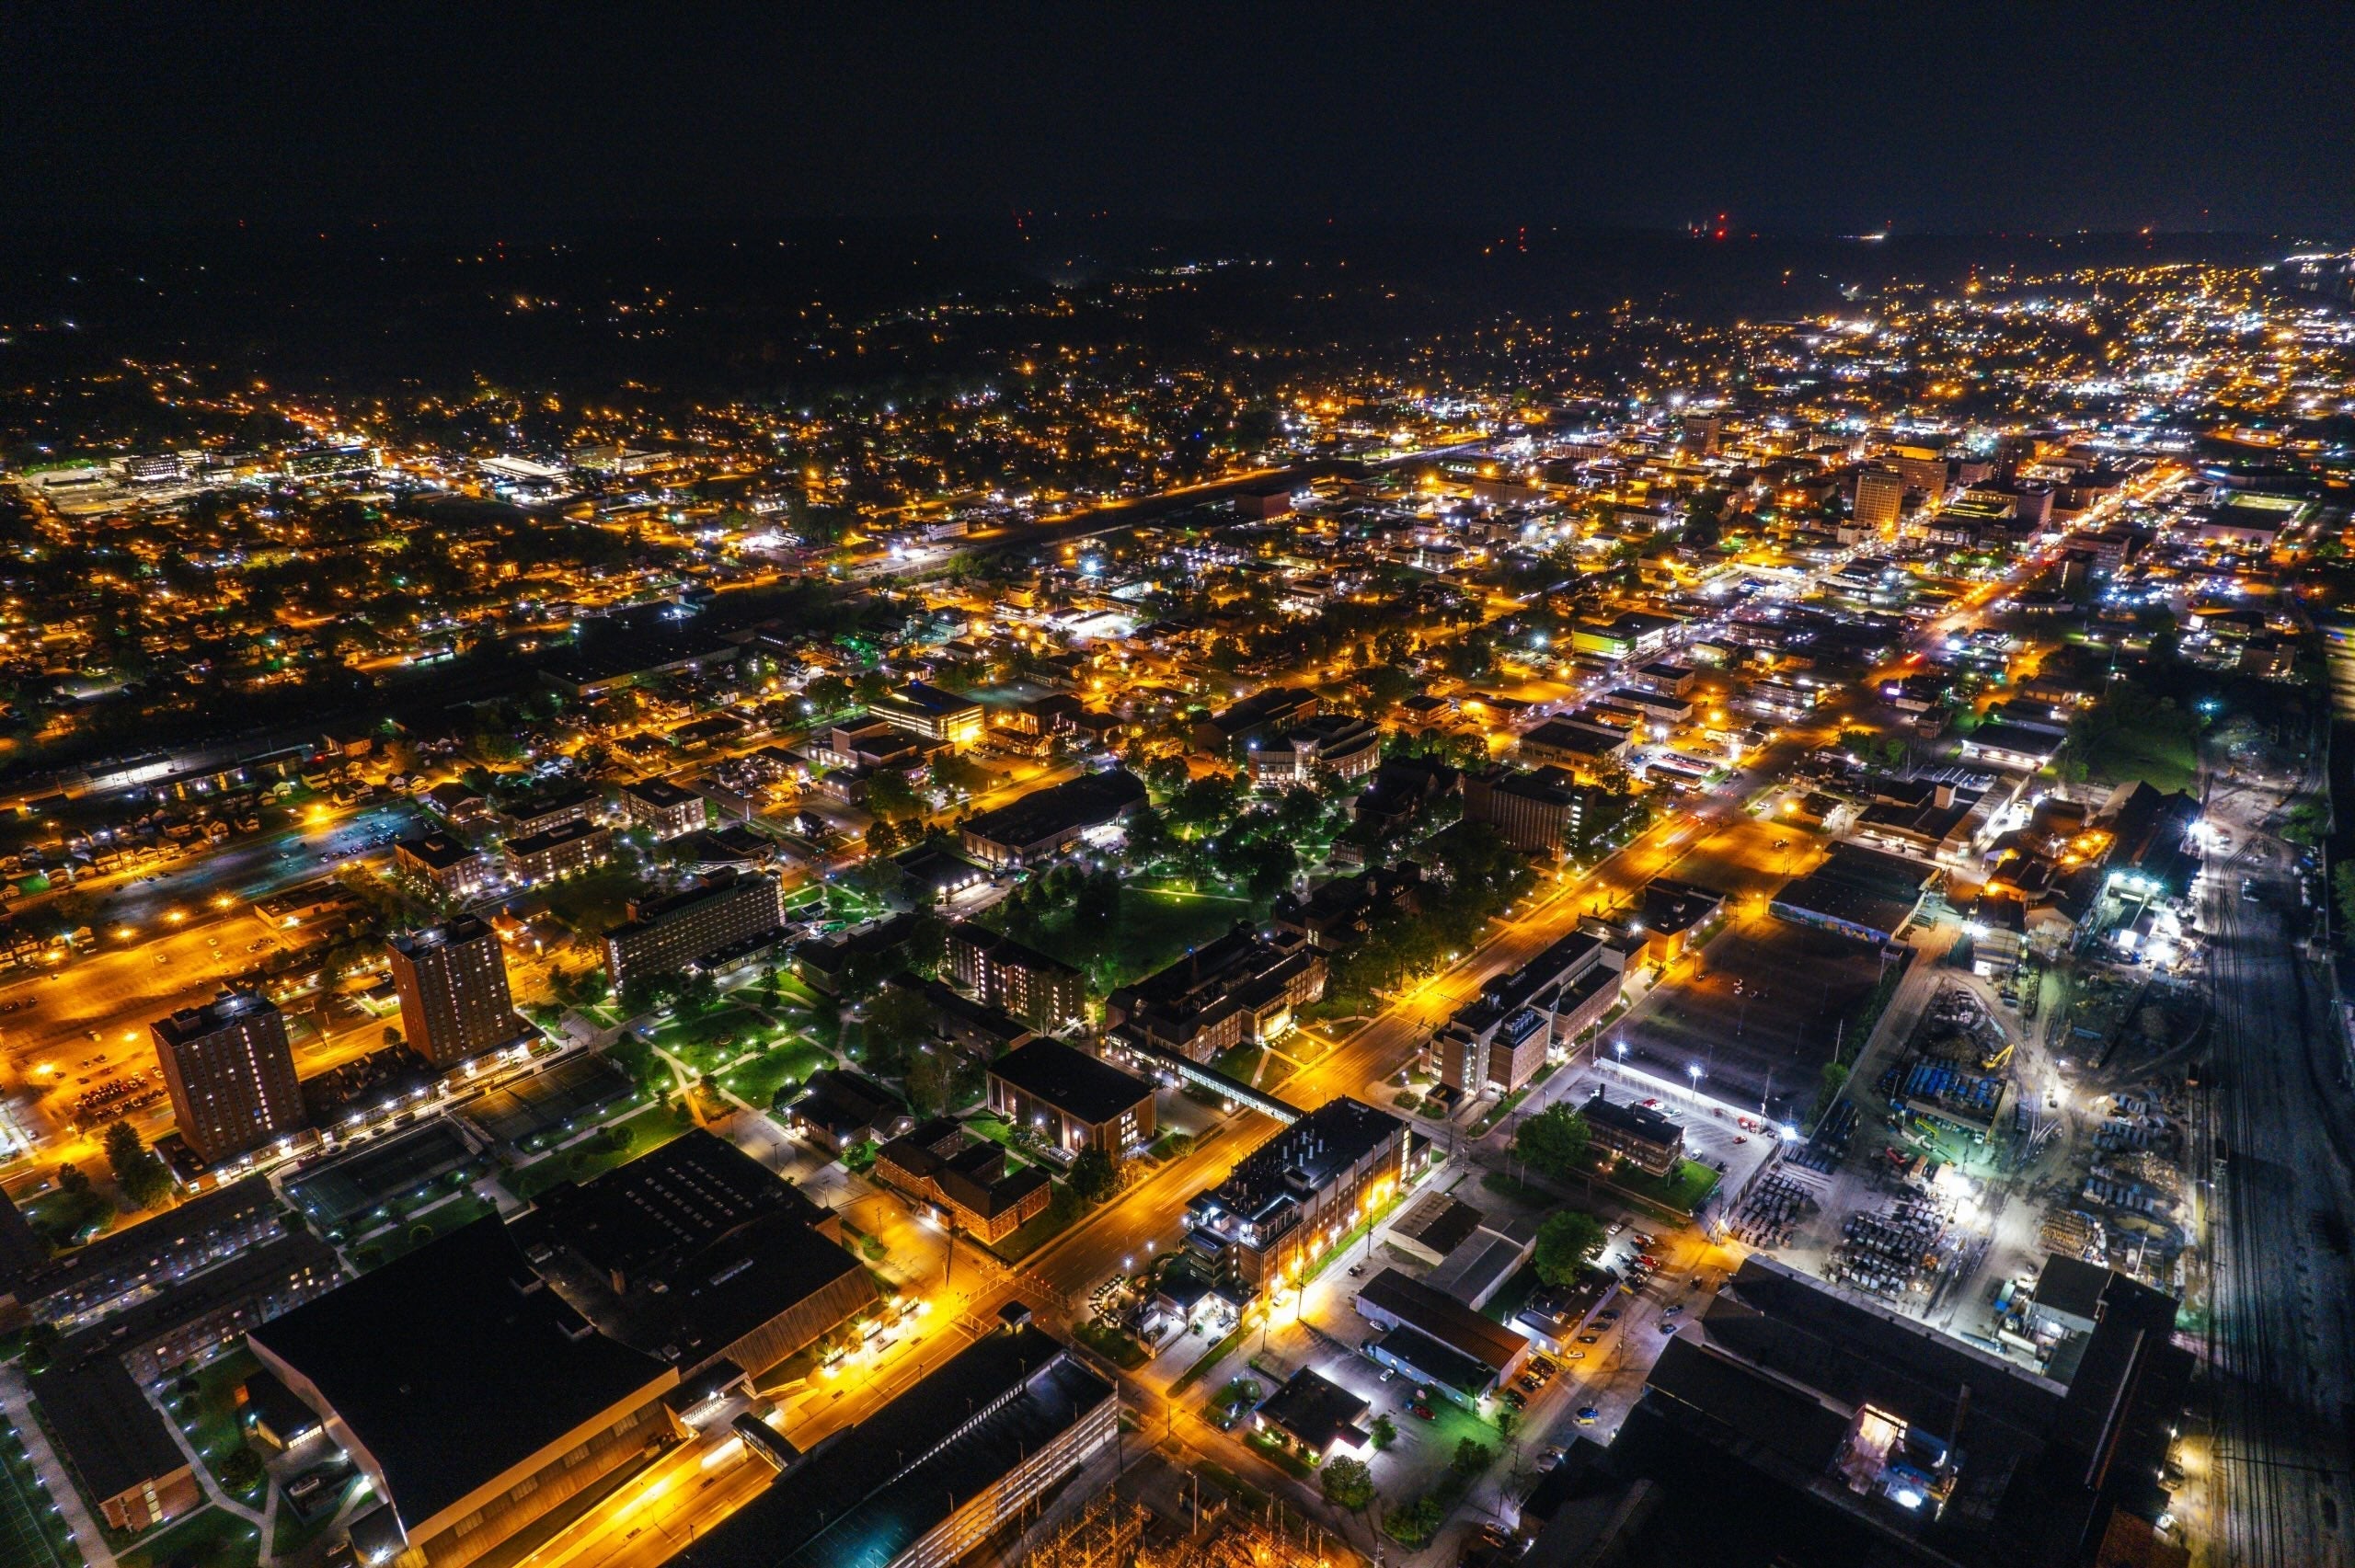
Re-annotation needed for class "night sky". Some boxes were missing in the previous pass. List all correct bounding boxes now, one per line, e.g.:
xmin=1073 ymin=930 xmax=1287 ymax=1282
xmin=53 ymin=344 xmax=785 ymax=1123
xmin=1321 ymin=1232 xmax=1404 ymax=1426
xmin=4 ymin=3 xmax=2349 ymax=236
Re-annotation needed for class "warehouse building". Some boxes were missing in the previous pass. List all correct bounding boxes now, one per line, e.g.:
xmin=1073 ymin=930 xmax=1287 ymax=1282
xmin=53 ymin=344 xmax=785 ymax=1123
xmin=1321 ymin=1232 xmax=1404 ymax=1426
xmin=248 ymin=1219 xmax=680 ymax=1568
xmin=671 ymin=1325 xmax=1116 ymax=1568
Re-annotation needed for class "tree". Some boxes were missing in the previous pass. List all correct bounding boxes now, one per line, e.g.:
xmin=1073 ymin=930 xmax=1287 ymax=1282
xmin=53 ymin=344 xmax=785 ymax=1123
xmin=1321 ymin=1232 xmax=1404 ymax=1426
xmin=1321 ymin=1455 xmax=1375 ymax=1511
xmin=1533 ymin=1211 xmax=1606 ymax=1286
xmin=1370 ymin=1413 xmax=1397 ymax=1450
xmin=1069 ymin=1146 xmax=1120 ymax=1205
xmin=1452 ymin=1436 xmax=1494 ymax=1477
xmin=23 ymin=1322 xmax=60 ymax=1375
xmin=804 ymin=675 xmax=853 ymax=715
xmin=2334 ymin=863 xmax=2355 ymax=938
xmin=858 ymin=985 xmax=936 ymax=1076
xmin=104 ymin=1118 xmax=174 ymax=1209
xmin=1512 ymin=1104 xmax=1592 ymax=1183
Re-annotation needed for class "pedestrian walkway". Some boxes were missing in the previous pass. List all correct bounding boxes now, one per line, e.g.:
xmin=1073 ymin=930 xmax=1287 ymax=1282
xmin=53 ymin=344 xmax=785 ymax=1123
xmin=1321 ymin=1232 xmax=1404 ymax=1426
xmin=0 ymin=1363 xmax=110 ymax=1568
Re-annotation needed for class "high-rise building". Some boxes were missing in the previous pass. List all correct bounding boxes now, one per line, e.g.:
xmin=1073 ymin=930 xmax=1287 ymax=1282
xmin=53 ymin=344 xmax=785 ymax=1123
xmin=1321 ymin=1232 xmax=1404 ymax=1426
xmin=151 ymin=994 xmax=304 ymax=1164
xmin=388 ymin=917 xmax=525 ymax=1069
xmin=603 ymin=868 xmax=786 ymax=990
xmin=1853 ymin=466 xmax=1907 ymax=532
xmin=1893 ymin=446 xmax=1949 ymax=504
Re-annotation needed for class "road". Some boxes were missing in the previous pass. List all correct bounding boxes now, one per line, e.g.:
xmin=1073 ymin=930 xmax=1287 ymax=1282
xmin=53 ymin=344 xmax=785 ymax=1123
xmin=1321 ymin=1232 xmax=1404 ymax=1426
xmin=2199 ymin=786 xmax=2355 ymax=1567
xmin=0 ymin=799 xmax=422 ymax=1167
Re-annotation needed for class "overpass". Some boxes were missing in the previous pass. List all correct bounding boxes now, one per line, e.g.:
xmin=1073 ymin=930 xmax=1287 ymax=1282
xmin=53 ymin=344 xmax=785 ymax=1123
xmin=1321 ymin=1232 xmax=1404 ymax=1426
xmin=1106 ymin=1036 xmax=1302 ymax=1126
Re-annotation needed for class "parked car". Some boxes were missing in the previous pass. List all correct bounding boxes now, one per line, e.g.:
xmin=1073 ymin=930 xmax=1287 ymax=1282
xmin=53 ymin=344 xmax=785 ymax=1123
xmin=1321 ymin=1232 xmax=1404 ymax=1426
xmin=1576 ymin=1406 xmax=1601 ymax=1425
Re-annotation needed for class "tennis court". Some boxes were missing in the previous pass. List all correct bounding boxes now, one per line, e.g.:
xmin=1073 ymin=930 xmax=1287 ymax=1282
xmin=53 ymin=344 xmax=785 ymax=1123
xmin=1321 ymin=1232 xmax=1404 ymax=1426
xmin=462 ymin=1056 xmax=636 ymax=1150
xmin=0 ymin=1429 xmax=75 ymax=1568
xmin=284 ymin=1120 xmax=477 ymax=1230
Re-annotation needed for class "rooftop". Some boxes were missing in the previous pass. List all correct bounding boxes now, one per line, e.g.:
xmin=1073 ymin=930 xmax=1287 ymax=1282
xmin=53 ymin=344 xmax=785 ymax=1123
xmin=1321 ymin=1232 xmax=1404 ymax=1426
xmin=985 ymin=1039 xmax=1152 ymax=1127
xmin=248 ymin=1217 xmax=675 ymax=1531
xmin=30 ymin=1358 xmax=188 ymax=1503
xmin=672 ymin=1327 xmax=1111 ymax=1568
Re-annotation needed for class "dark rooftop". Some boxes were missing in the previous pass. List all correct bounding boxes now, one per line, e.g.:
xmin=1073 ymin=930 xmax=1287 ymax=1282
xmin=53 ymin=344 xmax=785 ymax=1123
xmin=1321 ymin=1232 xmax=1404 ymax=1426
xmin=1356 ymin=1266 xmax=1528 ymax=1373
xmin=960 ymin=767 xmax=1145 ymax=848
xmin=672 ymin=1326 xmax=1111 ymax=1568
xmin=248 ymin=1217 xmax=674 ymax=1531
xmin=396 ymin=832 xmax=477 ymax=870
xmin=1256 ymin=1366 xmax=1372 ymax=1452
xmin=623 ymin=776 xmax=701 ymax=809
xmin=30 ymin=1358 xmax=189 ymax=1503
xmin=985 ymin=1039 xmax=1152 ymax=1127
xmin=1580 ymin=1089 xmax=1683 ymax=1148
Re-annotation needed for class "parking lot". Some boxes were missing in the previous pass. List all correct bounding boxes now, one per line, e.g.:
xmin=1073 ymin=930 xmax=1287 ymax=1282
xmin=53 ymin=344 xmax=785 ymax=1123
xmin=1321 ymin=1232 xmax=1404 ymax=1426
xmin=1607 ymin=913 xmax=1897 ymax=1126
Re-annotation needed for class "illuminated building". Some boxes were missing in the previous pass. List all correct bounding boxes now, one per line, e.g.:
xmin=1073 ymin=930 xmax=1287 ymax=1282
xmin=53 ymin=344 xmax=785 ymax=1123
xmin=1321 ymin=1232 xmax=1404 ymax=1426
xmin=151 ymin=992 xmax=304 ymax=1164
xmin=1182 ymin=1096 xmax=1405 ymax=1293
xmin=388 ymin=917 xmax=529 ymax=1070
xmin=867 ymin=681 xmax=984 ymax=750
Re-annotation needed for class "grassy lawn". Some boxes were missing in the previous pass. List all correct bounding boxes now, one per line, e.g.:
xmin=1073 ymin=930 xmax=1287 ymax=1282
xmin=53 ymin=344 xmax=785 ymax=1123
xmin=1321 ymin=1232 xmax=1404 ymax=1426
xmin=23 ymin=1187 xmax=117 ymax=1250
xmin=504 ymin=1103 xmax=693 ymax=1201
xmin=160 ymin=1349 xmax=263 ymax=1499
xmin=1070 ymin=1319 xmax=1149 ymax=1369
xmin=716 ymin=1039 xmax=831 ymax=1108
xmin=0 ymin=1423 xmax=78 ymax=1568
xmin=117 ymin=1506 xmax=261 ymax=1568
xmin=1243 ymin=1426 xmax=1315 ymax=1479
xmin=999 ymin=886 xmax=1254 ymax=991
xmin=1599 ymin=1156 xmax=1721 ymax=1213
xmin=649 ymin=1006 xmax=776 ymax=1075
xmin=354 ymin=1192 xmax=502 ymax=1267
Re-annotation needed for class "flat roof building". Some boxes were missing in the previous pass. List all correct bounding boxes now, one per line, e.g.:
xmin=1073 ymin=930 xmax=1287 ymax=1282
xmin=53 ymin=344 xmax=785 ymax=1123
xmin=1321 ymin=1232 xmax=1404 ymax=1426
xmin=511 ymin=1130 xmax=871 ymax=1379
xmin=31 ymin=1358 xmax=202 ymax=1533
xmin=603 ymin=868 xmax=786 ymax=990
xmin=395 ymin=832 xmax=497 ymax=903
xmin=248 ymin=1218 xmax=679 ymax=1568
xmin=1354 ymin=1265 xmax=1532 ymax=1402
xmin=867 ymin=681 xmax=984 ymax=750
xmin=946 ymin=921 xmax=1087 ymax=1032
xmin=1184 ymin=1097 xmax=1406 ymax=1293
xmin=619 ymin=776 xmax=706 ymax=840
xmin=1580 ymin=1089 xmax=1685 ymax=1178
xmin=389 ymin=917 xmax=528 ymax=1070
xmin=986 ymin=1038 xmax=1155 ymax=1157
xmin=152 ymin=992 xmax=305 ymax=1165
xmin=959 ymin=767 xmax=1146 ymax=869
xmin=669 ymin=1325 xmax=1116 ymax=1568
xmin=503 ymin=818 xmax=610 ymax=885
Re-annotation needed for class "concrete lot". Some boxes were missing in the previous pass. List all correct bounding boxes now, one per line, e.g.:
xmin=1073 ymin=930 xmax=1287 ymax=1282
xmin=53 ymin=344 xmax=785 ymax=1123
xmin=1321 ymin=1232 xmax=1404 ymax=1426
xmin=1608 ymin=910 xmax=1897 ymax=1126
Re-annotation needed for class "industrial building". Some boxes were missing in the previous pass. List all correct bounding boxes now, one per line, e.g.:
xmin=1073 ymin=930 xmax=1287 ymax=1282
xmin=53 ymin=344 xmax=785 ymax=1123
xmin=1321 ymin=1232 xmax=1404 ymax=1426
xmin=671 ymin=1325 xmax=1117 ymax=1568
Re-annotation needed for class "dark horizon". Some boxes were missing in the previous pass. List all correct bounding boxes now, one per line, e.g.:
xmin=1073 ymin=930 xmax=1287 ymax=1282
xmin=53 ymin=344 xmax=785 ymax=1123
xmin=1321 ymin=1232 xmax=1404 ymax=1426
xmin=6 ymin=4 xmax=2351 ymax=237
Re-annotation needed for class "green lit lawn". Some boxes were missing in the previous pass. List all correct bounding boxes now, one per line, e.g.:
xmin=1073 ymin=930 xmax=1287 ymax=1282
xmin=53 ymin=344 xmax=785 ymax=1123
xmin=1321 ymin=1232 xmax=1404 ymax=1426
xmin=504 ymin=1103 xmax=693 ymax=1201
xmin=116 ymin=1506 xmax=259 ymax=1568
xmin=1003 ymin=886 xmax=1254 ymax=990
xmin=717 ymin=1040 xmax=832 ymax=1108
xmin=1600 ymin=1157 xmax=1721 ymax=1214
xmin=25 ymin=1187 xmax=116 ymax=1252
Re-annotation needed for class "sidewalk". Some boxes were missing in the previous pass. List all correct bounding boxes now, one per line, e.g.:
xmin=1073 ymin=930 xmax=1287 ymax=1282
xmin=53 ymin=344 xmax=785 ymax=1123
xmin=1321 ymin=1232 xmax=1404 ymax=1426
xmin=0 ymin=1362 xmax=112 ymax=1568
